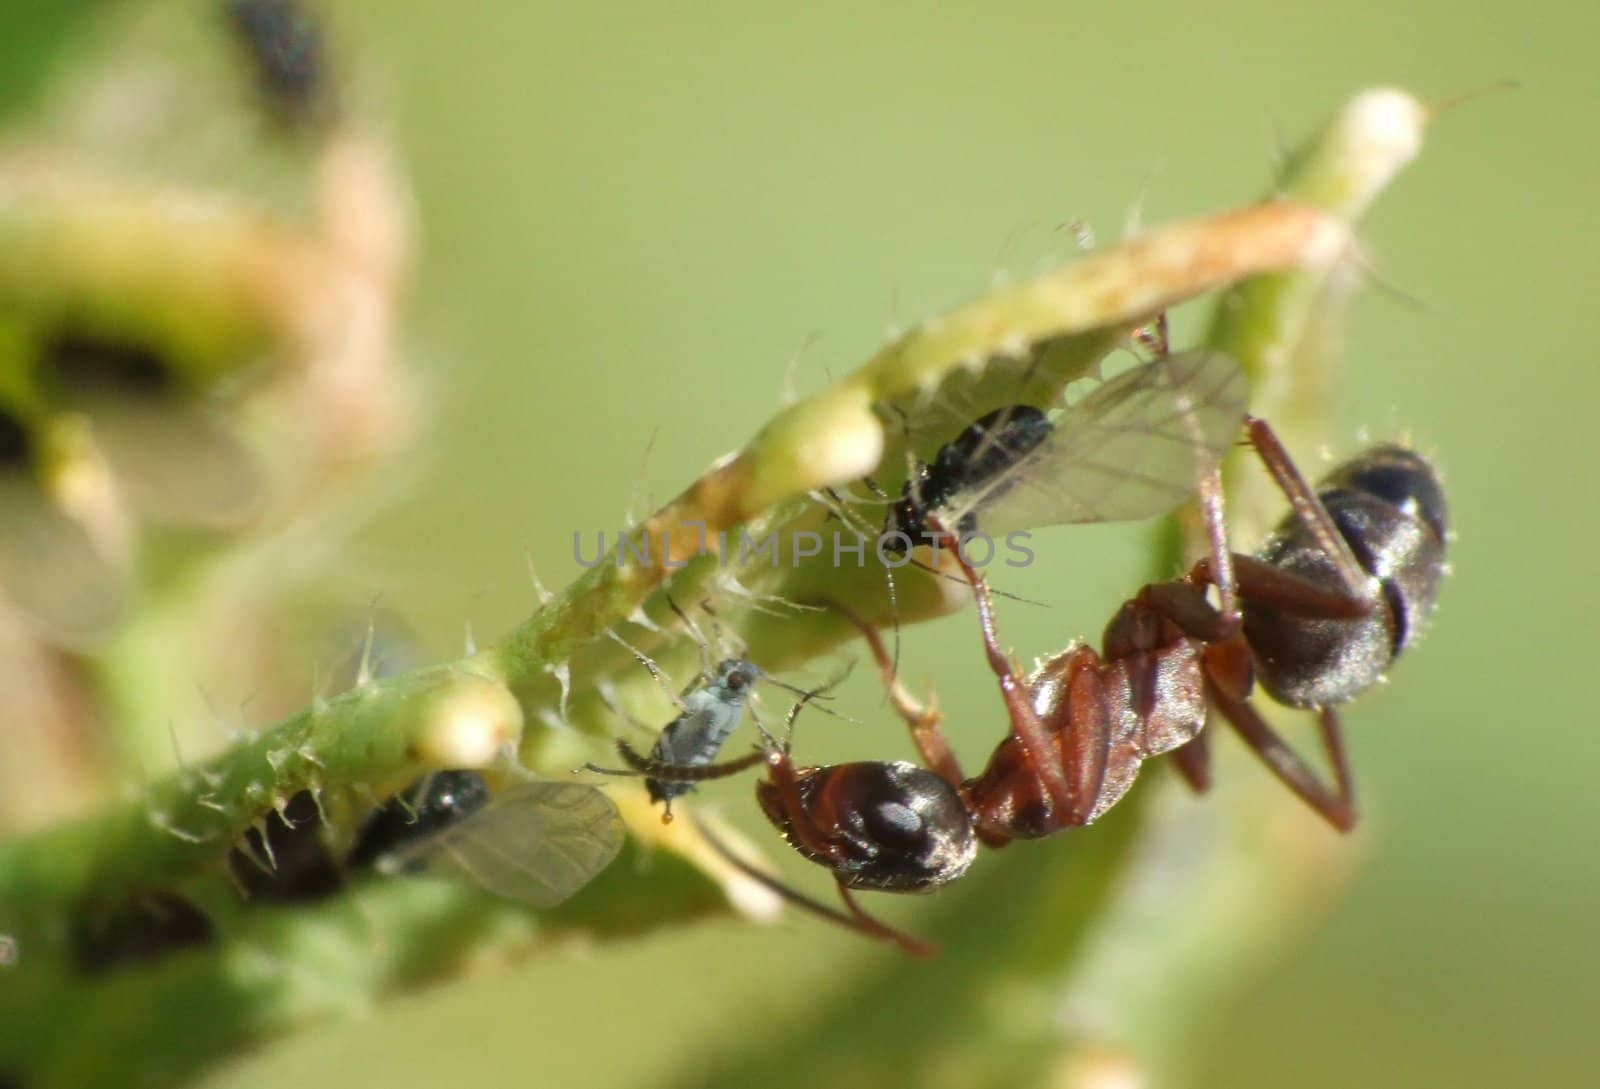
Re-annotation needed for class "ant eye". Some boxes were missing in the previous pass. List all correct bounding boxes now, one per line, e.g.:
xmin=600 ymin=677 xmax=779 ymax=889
xmin=726 ymin=670 xmax=749 ymax=690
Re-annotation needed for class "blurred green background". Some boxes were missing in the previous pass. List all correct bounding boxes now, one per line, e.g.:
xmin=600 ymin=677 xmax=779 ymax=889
xmin=7 ymin=1 xmax=1596 ymax=1087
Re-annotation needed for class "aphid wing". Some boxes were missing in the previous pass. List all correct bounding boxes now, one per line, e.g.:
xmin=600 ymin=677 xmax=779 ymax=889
xmin=388 ymin=782 xmax=624 ymax=908
xmin=944 ymin=351 xmax=1248 ymax=535
xmin=85 ymin=397 xmax=266 ymax=528
xmin=0 ymin=475 xmax=124 ymax=644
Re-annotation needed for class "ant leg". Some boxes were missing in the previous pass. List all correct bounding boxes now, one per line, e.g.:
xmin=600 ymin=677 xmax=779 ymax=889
xmin=820 ymin=598 xmax=966 ymax=787
xmin=690 ymin=815 xmax=935 ymax=958
xmin=1229 ymin=555 xmax=1374 ymax=619
xmin=837 ymin=883 xmax=937 ymax=959
xmin=1242 ymin=415 xmax=1375 ymax=604
xmin=1186 ymin=554 xmax=1372 ymax=622
xmin=1171 ymin=729 xmax=1212 ymax=792
xmin=1205 ymin=681 xmax=1357 ymax=831
xmin=927 ymin=515 xmax=1073 ymax=811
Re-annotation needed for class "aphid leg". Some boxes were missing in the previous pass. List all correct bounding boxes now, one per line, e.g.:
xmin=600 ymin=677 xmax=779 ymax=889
xmin=1195 ymin=465 xmax=1241 ymax=629
xmin=927 ymin=515 xmax=1074 ymax=811
xmin=1204 ymin=682 xmax=1357 ymax=831
xmin=1242 ymin=415 xmax=1376 ymax=605
xmin=691 ymin=816 xmax=935 ymax=958
xmin=594 ymin=682 xmax=659 ymax=739
xmin=820 ymin=597 xmax=965 ymax=787
xmin=1131 ymin=311 xmax=1171 ymax=361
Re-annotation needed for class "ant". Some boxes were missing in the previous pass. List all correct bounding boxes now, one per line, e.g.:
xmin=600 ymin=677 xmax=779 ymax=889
xmin=905 ymin=420 xmax=1447 ymax=843
xmin=675 ymin=425 xmax=1447 ymax=953
xmin=638 ymin=687 xmax=974 ymax=958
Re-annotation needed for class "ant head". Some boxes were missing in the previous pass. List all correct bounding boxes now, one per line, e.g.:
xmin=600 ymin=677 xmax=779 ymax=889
xmin=757 ymin=761 xmax=976 ymax=893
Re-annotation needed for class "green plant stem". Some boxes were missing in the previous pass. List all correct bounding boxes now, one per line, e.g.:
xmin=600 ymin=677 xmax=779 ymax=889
xmin=1 ymin=194 xmax=1349 ymax=1088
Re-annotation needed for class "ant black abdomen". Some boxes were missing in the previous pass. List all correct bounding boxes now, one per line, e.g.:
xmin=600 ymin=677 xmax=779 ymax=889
xmin=756 ymin=760 xmax=977 ymax=893
xmin=1244 ymin=445 xmax=1448 ymax=709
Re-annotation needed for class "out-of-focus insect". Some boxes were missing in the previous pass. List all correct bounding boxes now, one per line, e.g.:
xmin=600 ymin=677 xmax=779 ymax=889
xmin=70 ymin=890 xmax=216 ymax=976
xmin=225 ymin=0 xmax=331 ymax=123
xmin=0 ymin=399 xmax=126 ymax=646
xmin=348 ymin=769 xmax=624 ymax=910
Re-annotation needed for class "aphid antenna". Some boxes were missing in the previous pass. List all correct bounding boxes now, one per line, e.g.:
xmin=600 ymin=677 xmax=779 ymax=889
xmin=818 ymin=478 xmax=907 ymax=682
xmin=603 ymin=628 xmax=688 ymax=712
xmin=713 ymin=584 xmax=806 ymax=622
xmin=822 ymin=481 xmax=892 ymax=509
xmin=715 ymin=574 xmax=826 ymax=620
xmin=1426 ymin=79 xmax=1520 ymax=120
xmin=1120 ymin=161 xmax=1168 ymax=241
xmin=1054 ymin=216 xmax=1096 ymax=253
xmin=991 ymin=215 xmax=1040 ymax=283
xmin=690 ymin=814 xmax=935 ymax=959
xmin=754 ymin=663 xmax=857 ymax=728
xmin=904 ymin=550 xmax=1050 ymax=608
xmin=1340 ymin=244 xmax=1430 ymax=314
xmin=166 ymin=717 xmax=190 ymax=773
xmin=779 ymin=330 xmax=824 ymax=407
xmin=665 ymin=593 xmax=719 ymax=679
xmin=623 ymin=427 xmax=660 ymax=529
